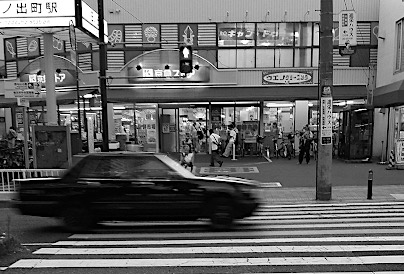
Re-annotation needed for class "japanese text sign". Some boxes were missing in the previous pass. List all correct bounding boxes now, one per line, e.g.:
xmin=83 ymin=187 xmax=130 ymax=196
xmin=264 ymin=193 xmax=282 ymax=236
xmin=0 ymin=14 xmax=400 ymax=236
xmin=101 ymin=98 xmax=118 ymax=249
xmin=320 ymin=97 xmax=333 ymax=145
xmin=339 ymin=10 xmax=357 ymax=47
xmin=0 ymin=0 xmax=76 ymax=28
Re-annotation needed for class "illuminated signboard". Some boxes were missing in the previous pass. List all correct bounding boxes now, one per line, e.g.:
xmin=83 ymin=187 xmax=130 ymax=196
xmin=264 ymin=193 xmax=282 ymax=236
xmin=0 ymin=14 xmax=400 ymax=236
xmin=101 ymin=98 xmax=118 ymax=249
xmin=79 ymin=1 xmax=108 ymax=43
xmin=0 ymin=0 xmax=76 ymax=27
xmin=262 ymin=71 xmax=313 ymax=85
xmin=20 ymin=72 xmax=76 ymax=87
xmin=127 ymin=66 xmax=210 ymax=83
xmin=0 ymin=0 xmax=108 ymax=43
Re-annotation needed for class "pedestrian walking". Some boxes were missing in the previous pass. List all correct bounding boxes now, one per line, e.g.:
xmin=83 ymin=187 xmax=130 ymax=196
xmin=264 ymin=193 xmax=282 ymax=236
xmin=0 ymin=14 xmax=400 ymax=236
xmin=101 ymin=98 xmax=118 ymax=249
xmin=298 ymin=125 xmax=313 ymax=164
xmin=209 ymin=129 xmax=223 ymax=167
xmin=269 ymin=122 xmax=279 ymax=158
xmin=222 ymin=124 xmax=237 ymax=158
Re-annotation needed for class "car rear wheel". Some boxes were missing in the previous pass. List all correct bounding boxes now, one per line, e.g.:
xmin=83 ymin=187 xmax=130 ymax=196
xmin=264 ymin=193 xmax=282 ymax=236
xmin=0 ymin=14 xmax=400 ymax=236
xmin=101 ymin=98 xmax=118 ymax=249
xmin=62 ymin=205 xmax=94 ymax=232
xmin=210 ymin=197 xmax=234 ymax=230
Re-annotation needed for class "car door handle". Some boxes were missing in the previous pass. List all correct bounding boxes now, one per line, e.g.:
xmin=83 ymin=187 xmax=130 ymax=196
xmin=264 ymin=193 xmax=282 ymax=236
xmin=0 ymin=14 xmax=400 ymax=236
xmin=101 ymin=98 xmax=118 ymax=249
xmin=132 ymin=182 xmax=155 ymax=186
xmin=77 ymin=181 xmax=101 ymax=186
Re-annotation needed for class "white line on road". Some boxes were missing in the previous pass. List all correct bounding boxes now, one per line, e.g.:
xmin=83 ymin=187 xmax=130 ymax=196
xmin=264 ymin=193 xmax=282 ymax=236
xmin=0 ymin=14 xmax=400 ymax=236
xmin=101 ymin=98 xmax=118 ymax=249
xmin=33 ymin=244 xmax=404 ymax=255
xmin=51 ymin=236 xmax=404 ymax=246
xmin=8 ymin=255 xmax=404 ymax=268
xmin=69 ymin=228 xmax=404 ymax=239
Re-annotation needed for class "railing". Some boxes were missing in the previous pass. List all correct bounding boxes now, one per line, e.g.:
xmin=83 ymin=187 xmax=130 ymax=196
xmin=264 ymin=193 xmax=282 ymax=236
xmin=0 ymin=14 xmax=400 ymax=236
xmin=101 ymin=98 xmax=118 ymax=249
xmin=0 ymin=169 xmax=66 ymax=192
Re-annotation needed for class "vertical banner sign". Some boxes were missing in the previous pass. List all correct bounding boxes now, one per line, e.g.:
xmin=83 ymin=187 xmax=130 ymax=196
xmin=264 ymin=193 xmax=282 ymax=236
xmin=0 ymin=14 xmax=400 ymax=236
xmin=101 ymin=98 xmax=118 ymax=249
xmin=320 ymin=85 xmax=333 ymax=145
xmin=396 ymin=139 xmax=404 ymax=164
xmin=339 ymin=10 xmax=357 ymax=47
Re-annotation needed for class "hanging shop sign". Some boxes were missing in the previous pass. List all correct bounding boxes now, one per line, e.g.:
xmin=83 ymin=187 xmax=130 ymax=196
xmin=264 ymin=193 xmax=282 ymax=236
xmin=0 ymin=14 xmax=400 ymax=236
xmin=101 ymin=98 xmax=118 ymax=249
xmin=339 ymin=10 xmax=357 ymax=47
xmin=262 ymin=71 xmax=313 ymax=85
xmin=127 ymin=66 xmax=210 ymax=83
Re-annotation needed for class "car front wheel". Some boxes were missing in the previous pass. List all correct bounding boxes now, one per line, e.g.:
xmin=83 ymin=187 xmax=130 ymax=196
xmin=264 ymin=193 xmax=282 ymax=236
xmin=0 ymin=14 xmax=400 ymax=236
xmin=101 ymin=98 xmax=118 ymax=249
xmin=210 ymin=197 xmax=234 ymax=230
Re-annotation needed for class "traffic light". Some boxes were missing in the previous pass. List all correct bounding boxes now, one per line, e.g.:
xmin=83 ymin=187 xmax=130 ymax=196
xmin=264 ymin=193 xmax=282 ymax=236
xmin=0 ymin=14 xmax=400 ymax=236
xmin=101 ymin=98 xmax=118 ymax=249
xmin=179 ymin=46 xmax=193 ymax=74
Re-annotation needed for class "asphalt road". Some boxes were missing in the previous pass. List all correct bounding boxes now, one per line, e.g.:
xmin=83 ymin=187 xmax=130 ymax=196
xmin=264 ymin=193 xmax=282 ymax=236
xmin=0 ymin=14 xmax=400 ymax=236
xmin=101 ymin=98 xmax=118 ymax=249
xmin=2 ymin=202 xmax=404 ymax=273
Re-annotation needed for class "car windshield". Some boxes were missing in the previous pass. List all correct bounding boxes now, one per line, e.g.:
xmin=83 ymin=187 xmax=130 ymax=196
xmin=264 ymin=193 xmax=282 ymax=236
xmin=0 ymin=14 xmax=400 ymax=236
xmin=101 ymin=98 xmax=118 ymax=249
xmin=155 ymin=154 xmax=196 ymax=179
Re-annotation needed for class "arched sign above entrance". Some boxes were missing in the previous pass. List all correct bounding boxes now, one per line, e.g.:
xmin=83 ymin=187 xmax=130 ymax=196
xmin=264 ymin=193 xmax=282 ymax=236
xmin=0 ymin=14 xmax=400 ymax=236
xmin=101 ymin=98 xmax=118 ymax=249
xmin=126 ymin=50 xmax=211 ymax=83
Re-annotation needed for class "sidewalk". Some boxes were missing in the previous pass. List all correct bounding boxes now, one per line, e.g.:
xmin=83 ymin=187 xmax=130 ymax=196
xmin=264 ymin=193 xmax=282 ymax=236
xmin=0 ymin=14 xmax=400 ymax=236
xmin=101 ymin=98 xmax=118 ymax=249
xmin=175 ymin=152 xmax=404 ymax=204
xmin=1 ymin=153 xmax=403 ymax=206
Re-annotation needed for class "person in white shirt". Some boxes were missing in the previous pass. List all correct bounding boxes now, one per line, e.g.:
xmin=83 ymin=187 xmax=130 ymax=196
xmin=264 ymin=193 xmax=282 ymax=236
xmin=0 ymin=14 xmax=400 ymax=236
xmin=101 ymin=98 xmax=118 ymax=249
xmin=222 ymin=124 xmax=237 ymax=158
xmin=209 ymin=129 xmax=223 ymax=167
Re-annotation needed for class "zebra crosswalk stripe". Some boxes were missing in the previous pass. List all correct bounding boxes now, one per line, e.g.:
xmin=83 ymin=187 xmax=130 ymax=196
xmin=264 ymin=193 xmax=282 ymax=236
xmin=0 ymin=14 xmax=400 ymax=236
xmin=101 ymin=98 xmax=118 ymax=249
xmin=7 ymin=202 xmax=404 ymax=271
xmin=8 ymin=256 xmax=404 ymax=268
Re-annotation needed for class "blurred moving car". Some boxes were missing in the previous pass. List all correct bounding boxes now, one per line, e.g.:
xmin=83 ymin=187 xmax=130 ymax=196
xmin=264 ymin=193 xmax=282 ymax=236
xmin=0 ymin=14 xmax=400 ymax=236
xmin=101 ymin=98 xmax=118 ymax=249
xmin=13 ymin=152 xmax=260 ymax=232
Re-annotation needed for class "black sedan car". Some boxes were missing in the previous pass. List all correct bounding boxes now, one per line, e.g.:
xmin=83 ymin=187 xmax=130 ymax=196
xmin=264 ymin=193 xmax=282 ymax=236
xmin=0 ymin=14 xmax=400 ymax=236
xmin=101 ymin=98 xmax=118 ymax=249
xmin=14 ymin=152 xmax=260 ymax=232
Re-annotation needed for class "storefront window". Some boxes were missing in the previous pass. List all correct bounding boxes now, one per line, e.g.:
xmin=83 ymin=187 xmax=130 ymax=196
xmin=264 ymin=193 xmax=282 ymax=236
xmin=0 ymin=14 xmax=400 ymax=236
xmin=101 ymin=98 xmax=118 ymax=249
xmin=256 ymin=49 xmax=275 ymax=67
xmin=257 ymin=23 xmax=277 ymax=46
xmin=179 ymin=108 xmax=207 ymax=153
xmin=295 ymin=23 xmax=313 ymax=47
xmin=276 ymin=23 xmax=295 ymax=46
xmin=132 ymin=105 xmax=157 ymax=151
xmin=218 ymin=49 xmax=236 ymax=68
xmin=276 ymin=49 xmax=294 ymax=67
xmin=294 ymin=48 xmax=312 ymax=67
xmin=218 ymin=23 xmax=255 ymax=47
xmin=237 ymin=49 xmax=255 ymax=68
xmin=263 ymin=103 xmax=294 ymax=136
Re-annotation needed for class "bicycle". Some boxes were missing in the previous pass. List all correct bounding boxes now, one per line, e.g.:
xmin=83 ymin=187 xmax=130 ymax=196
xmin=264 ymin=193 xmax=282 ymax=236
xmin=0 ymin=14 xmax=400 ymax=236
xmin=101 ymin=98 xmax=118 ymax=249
xmin=256 ymin=135 xmax=266 ymax=158
xmin=277 ymin=139 xmax=292 ymax=160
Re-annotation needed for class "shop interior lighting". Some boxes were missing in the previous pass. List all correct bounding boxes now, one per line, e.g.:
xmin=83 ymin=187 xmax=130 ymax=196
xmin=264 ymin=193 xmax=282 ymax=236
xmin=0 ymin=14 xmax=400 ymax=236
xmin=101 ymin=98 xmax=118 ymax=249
xmin=266 ymin=103 xmax=294 ymax=108
xmin=353 ymin=108 xmax=367 ymax=112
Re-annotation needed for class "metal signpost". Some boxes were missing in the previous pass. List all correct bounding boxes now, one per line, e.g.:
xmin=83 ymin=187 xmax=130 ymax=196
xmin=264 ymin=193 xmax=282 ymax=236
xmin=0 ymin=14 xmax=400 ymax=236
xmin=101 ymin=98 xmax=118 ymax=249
xmin=5 ymin=82 xmax=41 ymax=98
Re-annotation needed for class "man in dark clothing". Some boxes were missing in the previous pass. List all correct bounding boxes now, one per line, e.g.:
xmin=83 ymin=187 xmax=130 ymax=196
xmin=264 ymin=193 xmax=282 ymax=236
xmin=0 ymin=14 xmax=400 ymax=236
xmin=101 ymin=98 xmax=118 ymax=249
xmin=209 ymin=129 xmax=223 ymax=167
xmin=298 ymin=125 xmax=313 ymax=164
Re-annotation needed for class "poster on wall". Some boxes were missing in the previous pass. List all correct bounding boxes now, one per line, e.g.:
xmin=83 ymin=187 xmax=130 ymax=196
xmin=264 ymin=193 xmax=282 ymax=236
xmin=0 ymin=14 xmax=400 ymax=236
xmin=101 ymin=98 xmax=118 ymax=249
xmin=396 ymin=139 xmax=404 ymax=164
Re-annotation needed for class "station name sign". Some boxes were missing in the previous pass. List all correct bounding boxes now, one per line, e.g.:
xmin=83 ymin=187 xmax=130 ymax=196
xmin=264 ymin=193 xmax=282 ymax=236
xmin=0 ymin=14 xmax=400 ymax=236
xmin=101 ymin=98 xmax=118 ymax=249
xmin=0 ymin=0 xmax=76 ymax=27
xmin=262 ymin=71 xmax=313 ymax=85
xmin=0 ymin=0 xmax=108 ymax=43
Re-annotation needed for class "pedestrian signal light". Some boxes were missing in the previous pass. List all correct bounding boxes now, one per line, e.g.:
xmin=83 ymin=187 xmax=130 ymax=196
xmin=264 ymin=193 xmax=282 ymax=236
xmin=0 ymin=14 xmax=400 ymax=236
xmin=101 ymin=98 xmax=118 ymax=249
xmin=179 ymin=46 xmax=193 ymax=74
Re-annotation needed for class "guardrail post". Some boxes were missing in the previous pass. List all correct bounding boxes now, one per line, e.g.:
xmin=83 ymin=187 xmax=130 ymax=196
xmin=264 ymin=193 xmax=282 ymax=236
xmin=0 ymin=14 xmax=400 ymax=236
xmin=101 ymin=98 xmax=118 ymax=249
xmin=367 ymin=169 xmax=373 ymax=200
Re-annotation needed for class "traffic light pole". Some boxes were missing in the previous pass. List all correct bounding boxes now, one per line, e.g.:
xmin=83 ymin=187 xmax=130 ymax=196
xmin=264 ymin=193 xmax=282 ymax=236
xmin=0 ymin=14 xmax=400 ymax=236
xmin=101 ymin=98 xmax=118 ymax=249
xmin=316 ymin=0 xmax=333 ymax=201
xmin=98 ymin=0 xmax=109 ymax=152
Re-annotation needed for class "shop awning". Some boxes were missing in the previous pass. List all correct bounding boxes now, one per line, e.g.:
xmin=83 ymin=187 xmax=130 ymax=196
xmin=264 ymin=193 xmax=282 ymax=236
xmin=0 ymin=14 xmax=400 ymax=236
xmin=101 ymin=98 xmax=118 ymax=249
xmin=106 ymin=84 xmax=368 ymax=103
xmin=373 ymin=80 xmax=404 ymax=107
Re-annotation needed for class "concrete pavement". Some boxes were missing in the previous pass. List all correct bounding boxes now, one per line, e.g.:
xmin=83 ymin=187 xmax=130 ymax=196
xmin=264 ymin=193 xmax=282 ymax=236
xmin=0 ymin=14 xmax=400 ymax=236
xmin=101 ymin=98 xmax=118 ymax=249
xmin=185 ymin=152 xmax=404 ymax=204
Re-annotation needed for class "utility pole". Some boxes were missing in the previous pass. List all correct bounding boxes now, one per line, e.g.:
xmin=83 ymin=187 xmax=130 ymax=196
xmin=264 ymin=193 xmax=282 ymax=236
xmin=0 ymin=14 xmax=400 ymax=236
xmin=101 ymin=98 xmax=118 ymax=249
xmin=98 ymin=0 xmax=109 ymax=152
xmin=316 ymin=0 xmax=333 ymax=200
